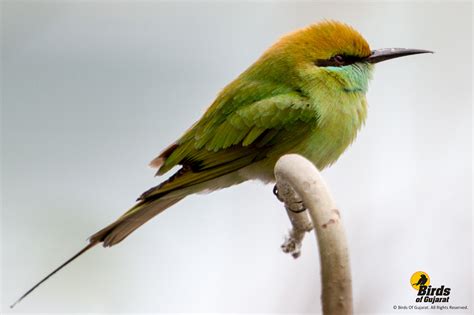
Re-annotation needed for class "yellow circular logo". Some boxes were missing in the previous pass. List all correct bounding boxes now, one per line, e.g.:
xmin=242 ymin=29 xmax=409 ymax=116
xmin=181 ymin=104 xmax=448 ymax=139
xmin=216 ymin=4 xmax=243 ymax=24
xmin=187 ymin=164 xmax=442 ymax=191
xmin=410 ymin=271 xmax=430 ymax=291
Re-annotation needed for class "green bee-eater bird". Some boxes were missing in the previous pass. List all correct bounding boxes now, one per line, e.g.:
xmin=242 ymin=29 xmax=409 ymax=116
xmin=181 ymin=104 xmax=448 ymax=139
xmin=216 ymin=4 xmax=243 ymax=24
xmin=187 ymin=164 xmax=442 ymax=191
xmin=11 ymin=20 xmax=431 ymax=307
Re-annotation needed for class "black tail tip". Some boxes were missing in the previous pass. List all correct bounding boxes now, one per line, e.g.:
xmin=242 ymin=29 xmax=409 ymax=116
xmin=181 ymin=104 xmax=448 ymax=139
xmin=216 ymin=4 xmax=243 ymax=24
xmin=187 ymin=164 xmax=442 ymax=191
xmin=10 ymin=299 xmax=21 ymax=309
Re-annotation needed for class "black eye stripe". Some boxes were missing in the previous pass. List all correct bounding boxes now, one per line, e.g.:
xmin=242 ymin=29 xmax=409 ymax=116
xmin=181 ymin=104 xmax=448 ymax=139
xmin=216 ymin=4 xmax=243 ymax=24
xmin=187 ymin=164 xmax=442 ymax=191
xmin=315 ymin=54 xmax=363 ymax=67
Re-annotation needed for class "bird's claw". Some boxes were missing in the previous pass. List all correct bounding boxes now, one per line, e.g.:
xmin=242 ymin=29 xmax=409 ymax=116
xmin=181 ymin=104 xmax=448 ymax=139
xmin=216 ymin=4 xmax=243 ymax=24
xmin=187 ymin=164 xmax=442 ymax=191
xmin=287 ymin=200 xmax=307 ymax=213
xmin=273 ymin=184 xmax=284 ymax=202
xmin=274 ymin=185 xmax=307 ymax=213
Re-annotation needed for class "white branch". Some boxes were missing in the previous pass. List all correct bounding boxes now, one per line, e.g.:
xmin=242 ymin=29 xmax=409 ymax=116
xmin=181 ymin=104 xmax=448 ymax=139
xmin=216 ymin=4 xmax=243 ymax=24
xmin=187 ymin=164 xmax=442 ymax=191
xmin=274 ymin=154 xmax=353 ymax=315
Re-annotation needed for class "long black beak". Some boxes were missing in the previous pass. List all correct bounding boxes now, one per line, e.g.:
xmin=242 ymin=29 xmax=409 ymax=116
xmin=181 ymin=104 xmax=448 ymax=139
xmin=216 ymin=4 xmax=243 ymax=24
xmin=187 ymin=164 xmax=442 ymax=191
xmin=366 ymin=48 xmax=433 ymax=64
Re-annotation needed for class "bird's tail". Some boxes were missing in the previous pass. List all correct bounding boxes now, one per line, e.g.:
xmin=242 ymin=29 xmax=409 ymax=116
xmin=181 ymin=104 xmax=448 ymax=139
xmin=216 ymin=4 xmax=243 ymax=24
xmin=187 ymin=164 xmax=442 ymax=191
xmin=89 ymin=195 xmax=183 ymax=247
xmin=10 ymin=194 xmax=183 ymax=308
xmin=11 ymin=155 xmax=246 ymax=308
xmin=9 ymin=241 xmax=98 ymax=309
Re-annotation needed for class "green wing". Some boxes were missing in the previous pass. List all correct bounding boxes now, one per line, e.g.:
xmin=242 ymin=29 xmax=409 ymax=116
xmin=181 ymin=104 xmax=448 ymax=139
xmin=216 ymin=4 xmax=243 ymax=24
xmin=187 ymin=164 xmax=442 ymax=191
xmin=141 ymin=89 xmax=318 ymax=200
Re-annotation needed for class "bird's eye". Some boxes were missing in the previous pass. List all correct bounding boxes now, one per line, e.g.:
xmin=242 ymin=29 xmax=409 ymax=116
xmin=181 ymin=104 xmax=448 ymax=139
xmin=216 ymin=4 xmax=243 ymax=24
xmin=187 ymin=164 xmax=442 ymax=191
xmin=333 ymin=55 xmax=345 ymax=65
xmin=315 ymin=54 xmax=359 ymax=67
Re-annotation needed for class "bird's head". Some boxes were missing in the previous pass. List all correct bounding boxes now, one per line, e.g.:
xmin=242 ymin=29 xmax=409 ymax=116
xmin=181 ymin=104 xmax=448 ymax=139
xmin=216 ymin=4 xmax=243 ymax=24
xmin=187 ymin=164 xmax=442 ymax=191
xmin=251 ymin=20 xmax=432 ymax=94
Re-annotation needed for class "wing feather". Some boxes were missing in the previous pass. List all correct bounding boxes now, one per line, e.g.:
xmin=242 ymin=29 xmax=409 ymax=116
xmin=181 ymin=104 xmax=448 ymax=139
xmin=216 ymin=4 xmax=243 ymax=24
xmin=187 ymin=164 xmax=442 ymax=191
xmin=142 ymin=91 xmax=318 ymax=200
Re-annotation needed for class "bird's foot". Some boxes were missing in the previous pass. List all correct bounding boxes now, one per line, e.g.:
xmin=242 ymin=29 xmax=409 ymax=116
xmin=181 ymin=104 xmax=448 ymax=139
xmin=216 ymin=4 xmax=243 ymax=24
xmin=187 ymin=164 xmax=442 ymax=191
xmin=273 ymin=184 xmax=284 ymax=202
xmin=287 ymin=200 xmax=307 ymax=213
xmin=273 ymin=185 xmax=307 ymax=213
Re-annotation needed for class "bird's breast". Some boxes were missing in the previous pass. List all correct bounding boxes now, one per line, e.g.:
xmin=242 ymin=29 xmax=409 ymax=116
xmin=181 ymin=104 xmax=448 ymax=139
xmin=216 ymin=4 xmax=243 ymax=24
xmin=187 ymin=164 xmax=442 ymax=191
xmin=299 ymin=93 xmax=368 ymax=169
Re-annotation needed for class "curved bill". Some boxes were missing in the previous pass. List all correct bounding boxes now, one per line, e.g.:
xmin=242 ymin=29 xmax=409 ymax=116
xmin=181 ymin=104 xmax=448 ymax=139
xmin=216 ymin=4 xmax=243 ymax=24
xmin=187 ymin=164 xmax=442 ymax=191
xmin=366 ymin=48 xmax=433 ymax=64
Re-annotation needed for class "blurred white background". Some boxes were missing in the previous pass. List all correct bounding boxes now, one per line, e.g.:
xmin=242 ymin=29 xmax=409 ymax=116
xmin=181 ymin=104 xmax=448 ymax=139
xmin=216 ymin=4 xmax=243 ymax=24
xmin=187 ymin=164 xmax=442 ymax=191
xmin=1 ymin=1 xmax=472 ymax=314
